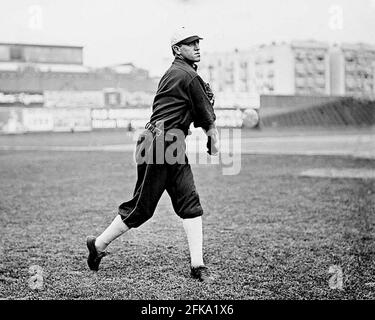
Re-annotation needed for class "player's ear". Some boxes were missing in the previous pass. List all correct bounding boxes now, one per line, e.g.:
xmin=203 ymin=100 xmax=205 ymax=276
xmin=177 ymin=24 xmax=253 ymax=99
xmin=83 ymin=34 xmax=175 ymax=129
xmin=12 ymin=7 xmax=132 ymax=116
xmin=172 ymin=45 xmax=181 ymax=56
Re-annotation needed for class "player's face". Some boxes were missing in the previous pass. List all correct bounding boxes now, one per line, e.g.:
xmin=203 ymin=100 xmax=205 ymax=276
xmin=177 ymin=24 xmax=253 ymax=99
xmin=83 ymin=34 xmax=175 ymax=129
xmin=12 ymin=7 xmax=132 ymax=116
xmin=179 ymin=40 xmax=201 ymax=62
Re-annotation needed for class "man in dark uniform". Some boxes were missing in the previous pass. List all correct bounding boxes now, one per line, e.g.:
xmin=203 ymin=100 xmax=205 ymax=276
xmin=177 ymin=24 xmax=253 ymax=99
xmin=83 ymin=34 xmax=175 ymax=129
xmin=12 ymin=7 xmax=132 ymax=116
xmin=86 ymin=27 xmax=219 ymax=281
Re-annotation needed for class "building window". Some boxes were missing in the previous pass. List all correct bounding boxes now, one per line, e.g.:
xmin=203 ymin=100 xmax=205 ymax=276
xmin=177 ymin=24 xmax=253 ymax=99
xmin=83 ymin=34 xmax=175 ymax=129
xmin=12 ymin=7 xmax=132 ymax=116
xmin=10 ymin=46 xmax=24 ymax=61
xmin=267 ymin=70 xmax=274 ymax=78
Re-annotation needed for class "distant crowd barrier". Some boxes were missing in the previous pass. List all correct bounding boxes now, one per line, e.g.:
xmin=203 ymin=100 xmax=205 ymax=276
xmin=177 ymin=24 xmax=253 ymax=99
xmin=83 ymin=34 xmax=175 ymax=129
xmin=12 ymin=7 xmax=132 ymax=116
xmin=0 ymin=107 xmax=259 ymax=134
xmin=0 ymin=107 xmax=92 ymax=134
xmin=0 ymin=90 xmax=155 ymax=109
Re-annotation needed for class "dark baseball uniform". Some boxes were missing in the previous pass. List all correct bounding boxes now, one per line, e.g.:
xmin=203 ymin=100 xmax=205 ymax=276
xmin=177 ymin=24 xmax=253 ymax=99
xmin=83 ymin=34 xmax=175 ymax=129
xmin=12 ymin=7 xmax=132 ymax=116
xmin=118 ymin=56 xmax=216 ymax=228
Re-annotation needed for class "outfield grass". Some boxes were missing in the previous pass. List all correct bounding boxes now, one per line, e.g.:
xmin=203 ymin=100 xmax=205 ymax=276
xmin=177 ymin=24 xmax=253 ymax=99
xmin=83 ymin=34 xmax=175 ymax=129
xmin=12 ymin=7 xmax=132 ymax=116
xmin=0 ymin=132 xmax=374 ymax=299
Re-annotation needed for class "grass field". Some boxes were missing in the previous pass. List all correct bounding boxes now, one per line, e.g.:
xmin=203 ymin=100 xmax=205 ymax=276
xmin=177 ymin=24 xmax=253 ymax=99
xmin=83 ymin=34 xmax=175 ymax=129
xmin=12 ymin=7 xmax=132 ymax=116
xmin=0 ymin=129 xmax=374 ymax=300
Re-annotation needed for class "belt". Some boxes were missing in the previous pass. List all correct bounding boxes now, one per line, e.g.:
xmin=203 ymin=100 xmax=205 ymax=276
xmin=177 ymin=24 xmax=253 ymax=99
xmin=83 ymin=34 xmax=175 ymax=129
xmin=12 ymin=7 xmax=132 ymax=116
xmin=145 ymin=122 xmax=190 ymax=137
xmin=145 ymin=122 xmax=162 ymax=137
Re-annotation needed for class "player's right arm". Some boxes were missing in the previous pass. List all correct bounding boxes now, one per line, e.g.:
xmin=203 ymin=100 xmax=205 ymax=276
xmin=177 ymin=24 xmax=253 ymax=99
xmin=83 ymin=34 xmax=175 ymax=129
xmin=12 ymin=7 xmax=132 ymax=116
xmin=188 ymin=76 xmax=219 ymax=155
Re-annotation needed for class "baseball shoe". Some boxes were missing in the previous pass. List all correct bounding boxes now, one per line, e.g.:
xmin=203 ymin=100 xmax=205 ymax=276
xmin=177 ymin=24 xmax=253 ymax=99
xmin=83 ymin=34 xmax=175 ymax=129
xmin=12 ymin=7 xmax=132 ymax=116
xmin=86 ymin=236 xmax=107 ymax=271
xmin=190 ymin=265 xmax=212 ymax=282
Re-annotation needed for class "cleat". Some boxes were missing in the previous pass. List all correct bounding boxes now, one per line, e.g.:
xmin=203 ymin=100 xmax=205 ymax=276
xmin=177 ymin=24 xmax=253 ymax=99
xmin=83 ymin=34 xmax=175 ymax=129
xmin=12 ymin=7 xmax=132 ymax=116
xmin=86 ymin=236 xmax=107 ymax=271
xmin=190 ymin=265 xmax=212 ymax=282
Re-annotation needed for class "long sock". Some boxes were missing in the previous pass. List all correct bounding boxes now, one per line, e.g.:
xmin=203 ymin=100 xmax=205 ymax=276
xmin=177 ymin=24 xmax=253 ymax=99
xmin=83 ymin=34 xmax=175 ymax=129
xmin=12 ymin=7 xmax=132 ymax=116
xmin=182 ymin=216 xmax=204 ymax=267
xmin=95 ymin=215 xmax=129 ymax=252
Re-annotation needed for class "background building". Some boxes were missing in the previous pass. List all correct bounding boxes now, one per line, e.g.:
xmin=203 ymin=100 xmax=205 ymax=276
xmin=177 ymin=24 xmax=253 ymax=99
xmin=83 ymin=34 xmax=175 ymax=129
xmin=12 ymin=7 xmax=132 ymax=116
xmin=200 ymin=40 xmax=375 ymax=100
xmin=254 ymin=41 xmax=330 ymax=96
xmin=199 ymin=41 xmax=331 ymax=101
xmin=330 ymin=43 xmax=375 ymax=98
xmin=0 ymin=43 xmax=83 ymax=65
xmin=0 ymin=43 xmax=157 ymax=93
xmin=199 ymin=49 xmax=259 ymax=108
xmin=199 ymin=49 xmax=257 ymax=94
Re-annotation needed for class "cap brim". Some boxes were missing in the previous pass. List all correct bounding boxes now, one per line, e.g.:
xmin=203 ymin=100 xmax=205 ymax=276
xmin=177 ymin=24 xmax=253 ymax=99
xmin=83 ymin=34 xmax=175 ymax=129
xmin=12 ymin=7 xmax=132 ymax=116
xmin=179 ymin=35 xmax=203 ymax=45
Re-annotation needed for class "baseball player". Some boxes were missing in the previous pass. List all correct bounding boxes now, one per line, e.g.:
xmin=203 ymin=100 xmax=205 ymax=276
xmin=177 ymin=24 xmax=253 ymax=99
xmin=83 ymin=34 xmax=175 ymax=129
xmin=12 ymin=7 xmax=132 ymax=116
xmin=86 ymin=26 xmax=219 ymax=282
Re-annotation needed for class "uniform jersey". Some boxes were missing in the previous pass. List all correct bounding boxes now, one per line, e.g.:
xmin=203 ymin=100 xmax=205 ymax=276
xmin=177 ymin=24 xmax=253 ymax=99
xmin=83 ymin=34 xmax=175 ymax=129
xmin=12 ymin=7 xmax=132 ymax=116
xmin=150 ymin=56 xmax=216 ymax=134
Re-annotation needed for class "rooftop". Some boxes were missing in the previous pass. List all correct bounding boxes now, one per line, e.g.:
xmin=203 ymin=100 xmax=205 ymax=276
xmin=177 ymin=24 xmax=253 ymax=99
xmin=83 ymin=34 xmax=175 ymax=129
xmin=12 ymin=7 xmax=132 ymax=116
xmin=0 ymin=42 xmax=83 ymax=49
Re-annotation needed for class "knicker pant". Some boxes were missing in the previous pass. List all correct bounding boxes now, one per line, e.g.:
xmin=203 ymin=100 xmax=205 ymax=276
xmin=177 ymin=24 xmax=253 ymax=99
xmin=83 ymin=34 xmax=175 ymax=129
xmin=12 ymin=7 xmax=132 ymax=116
xmin=118 ymin=132 xmax=203 ymax=228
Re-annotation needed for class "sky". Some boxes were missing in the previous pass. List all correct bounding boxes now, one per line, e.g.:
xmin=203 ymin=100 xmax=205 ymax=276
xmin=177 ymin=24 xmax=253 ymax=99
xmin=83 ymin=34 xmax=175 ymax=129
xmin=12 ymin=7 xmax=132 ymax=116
xmin=0 ymin=0 xmax=374 ymax=76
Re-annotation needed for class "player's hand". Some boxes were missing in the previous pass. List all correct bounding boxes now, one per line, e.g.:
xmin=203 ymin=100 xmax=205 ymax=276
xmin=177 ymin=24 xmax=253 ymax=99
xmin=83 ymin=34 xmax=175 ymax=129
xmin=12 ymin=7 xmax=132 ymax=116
xmin=206 ymin=128 xmax=219 ymax=156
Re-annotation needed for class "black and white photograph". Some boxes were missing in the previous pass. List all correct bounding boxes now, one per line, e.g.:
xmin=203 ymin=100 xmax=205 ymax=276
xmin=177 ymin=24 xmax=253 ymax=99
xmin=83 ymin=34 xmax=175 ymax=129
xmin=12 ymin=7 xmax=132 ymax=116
xmin=0 ymin=0 xmax=374 ymax=310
